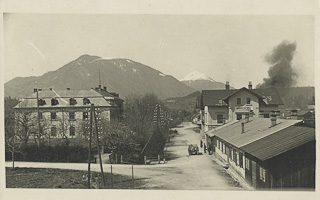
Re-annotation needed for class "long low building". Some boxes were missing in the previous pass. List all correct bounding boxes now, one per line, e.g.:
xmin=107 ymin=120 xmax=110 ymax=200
xmin=206 ymin=116 xmax=315 ymax=190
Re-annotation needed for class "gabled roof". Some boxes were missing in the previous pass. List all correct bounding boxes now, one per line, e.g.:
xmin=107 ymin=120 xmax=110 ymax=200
xmin=241 ymin=124 xmax=315 ymax=161
xmin=207 ymin=118 xmax=302 ymax=148
xmin=200 ymin=87 xmax=283 ymax=107
xmin=201 ymin=89 xmax=235 ymax=107
xmin=222 ymin=87 xmax=264 ymax=101
xmin=252 ymin=87 xmax=283 ymax=105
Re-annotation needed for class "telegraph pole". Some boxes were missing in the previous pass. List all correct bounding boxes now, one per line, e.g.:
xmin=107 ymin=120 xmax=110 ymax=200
xmin=88 ymin=104 xmax=93 ymax=188
xmin=35 ymin=88 xmax=41 ymax=147
xmin=93 ymin=105 xmax=106 ymax=187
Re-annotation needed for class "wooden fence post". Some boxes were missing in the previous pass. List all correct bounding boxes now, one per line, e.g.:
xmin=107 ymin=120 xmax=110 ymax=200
xmin=144 ymin=155 xmax=146 ymax=165
xmin=132 ymin=165 xmax=134 ymax=189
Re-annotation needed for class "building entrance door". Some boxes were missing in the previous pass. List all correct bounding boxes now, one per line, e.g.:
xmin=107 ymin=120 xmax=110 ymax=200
xmin=252 ymin=161 xmax=257 ymax=188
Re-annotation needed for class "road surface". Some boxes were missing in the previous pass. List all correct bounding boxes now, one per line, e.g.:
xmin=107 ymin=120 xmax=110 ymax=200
xmin=6 ymin=122 xmax=245 ymax=190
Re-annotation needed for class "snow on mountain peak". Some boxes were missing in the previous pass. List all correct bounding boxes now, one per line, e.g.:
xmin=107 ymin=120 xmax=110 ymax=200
xmin=180 ymin=71 xmax=215 ymax=83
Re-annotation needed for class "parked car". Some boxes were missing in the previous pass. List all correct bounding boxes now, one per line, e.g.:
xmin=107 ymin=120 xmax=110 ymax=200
xmin=188 ymin=144 xmax=199 ymax=155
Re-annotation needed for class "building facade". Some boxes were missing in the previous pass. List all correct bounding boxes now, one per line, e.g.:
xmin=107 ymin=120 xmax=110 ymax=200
xmin=207 ymin=117 xmax=315 ymax=189
xmin=198 ymin=82 xmax=283 ymax=133
xmin=14 ymin=86 xmax=123 ymax=140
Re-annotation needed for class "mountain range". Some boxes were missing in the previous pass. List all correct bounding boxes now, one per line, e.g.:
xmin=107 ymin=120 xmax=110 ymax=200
xmin=5 ymin=55 xmax=229 ymax=100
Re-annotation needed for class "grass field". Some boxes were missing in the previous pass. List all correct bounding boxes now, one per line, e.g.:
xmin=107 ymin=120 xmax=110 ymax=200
xmin=6 ymin=167 xmax=146 ymax=189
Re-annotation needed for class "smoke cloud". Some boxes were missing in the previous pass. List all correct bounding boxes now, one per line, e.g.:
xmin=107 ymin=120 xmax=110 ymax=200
xmin=257 ymin=40 xmax=297 ymax=88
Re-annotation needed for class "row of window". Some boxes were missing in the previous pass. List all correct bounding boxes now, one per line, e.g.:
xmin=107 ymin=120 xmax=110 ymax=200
xmin=38 ymin=98 xmax=91 ymax=106
xmin=236 ymin=97 xmax=251 ymax=105
xmin=50 ymin=126 xmax=76 ymax=137
xmin=40 ymin=112 xmax=89 ymax=120
xmin=216 ymin=139 xmax=266 ymax=182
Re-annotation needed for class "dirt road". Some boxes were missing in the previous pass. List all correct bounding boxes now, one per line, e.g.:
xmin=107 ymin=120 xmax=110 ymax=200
xmin=5 ymin=122 xmax=245 ymax=190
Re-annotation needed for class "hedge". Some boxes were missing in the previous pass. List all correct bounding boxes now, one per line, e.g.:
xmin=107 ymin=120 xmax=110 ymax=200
xmin=5 ymin=144 xmax=96 ymax=163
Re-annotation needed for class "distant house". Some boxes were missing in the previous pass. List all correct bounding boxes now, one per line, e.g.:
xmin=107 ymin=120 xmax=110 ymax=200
xmin=14 ymin=85 xmax=123 ymax=140
xmin=198 ymin=82 xmax=284 ymax=133
xmin=206 ymin=116 xmax=315 ymax=189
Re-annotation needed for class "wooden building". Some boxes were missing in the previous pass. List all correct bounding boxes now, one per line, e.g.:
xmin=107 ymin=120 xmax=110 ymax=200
xmin=206 ymin=117 xmax=315 ymax=190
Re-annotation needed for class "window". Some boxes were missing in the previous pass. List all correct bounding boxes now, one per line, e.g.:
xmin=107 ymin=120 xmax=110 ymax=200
xmin=233 ymin=151 xmax=238 ymax=165
xmin=217 ymin=114 xmax=223 ymax=123
xmin=51 ymin=98 xmax=59 ymax=106
xmin=69 ymin=98 xmax=77 ymax=105
xmin=83 ymin=98 xmax=90 ymax=105
xmin=51 ymin=126 xmax=57 ymax=137
xmin=218 ymin=140 xmax=220 ymax=149
xmin=83 ymin=112 xmax=88 ymax=120
xmin=237 ymin=114 xmax=242 ymax=120
xmin=246 ymin=97 xmax=251 ymax=104
xmin=70 ymin=126 xmax=76 ymax=136
xmin=69 ymin=112 xmax=75 ymax=120
xmin=263 ymin=114 xmax=269 ymax=118
xmin=237 ymin=98 xmax=241 ymax=105
xmin=51 ymin=112 xmax=57 ymax=120
xmin=231 ymin=149 xmax=234 ymax=160
xmin=38 ymin=99 xmax=46 ymax=106
xmin=259 ymin=167 xmax=266 ymax=182
xmin=239 ymin=152 xmax=243 ymax=168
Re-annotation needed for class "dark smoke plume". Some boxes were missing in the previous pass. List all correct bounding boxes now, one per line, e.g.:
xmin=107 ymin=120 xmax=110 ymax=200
xmin=257 ymin=40 xmax=298 ymax=88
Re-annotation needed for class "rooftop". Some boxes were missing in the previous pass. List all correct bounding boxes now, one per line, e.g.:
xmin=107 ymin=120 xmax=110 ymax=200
xmin=200 ymin=87 xmax=283 ymax=108
xmin=14 ymin=89 xmax=116 ymax=108
xmin=207 ymin=118 xmax=302 ymax=148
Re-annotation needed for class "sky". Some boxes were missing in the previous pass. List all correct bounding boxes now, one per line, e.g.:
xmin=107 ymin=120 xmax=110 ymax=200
xmin=3 ymin=14 xmax=315 ymax=88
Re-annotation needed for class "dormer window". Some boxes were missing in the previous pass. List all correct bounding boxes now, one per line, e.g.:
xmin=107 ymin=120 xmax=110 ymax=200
xmin=83 ymin=98 xmax=90 ymax=105
xmin=38 ymin=99 xmax=46 ymax=106
xmin=51 ymin=98 xmax=59 ymax=106
xmin=69 ymin=98 xmax=77 ymax=105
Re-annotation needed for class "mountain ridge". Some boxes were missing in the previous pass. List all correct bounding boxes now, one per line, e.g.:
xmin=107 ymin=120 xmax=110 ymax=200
xmin=5 ymin=55 xmax=196 ymax=99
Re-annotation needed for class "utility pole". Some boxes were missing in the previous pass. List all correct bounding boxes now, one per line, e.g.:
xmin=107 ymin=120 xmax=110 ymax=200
xmin=87 ymin=104 xmax=93 ymax=189
xmin=35 ymin=88 xmax=41 ymax=147
xmin=93 ymin=105 xmax=106 ymax=187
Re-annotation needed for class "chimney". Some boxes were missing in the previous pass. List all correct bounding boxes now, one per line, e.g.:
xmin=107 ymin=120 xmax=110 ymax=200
xmin=67 ymin=88 xmax=70 ymax=90
xmin=34 ymin=88 xmax=37 ymax=93
xmin=103 ymin=86 xmax=107 ymax=91
xmin=241 ymin=121 xmax=245 ymax=134
xmin=248 ymin=81 xmax=252 ymax=89
xmin=270 ymin=110 xmax=277 ymax=126
xmin=49 ymin=88 xmax=53 ymax=91
xmin=225 ymin=81 xmax=230 ymax=90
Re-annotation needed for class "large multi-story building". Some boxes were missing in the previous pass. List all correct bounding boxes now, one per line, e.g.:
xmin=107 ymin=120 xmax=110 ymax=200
xmin=14 ymin=85 xmax=123 ymax=139
xmin=198 ymin=81 xmax=283 ymax=133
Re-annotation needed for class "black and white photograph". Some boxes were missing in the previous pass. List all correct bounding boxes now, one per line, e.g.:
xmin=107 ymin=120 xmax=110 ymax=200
xmin=1 ymin=0 xmax=319 ymax=199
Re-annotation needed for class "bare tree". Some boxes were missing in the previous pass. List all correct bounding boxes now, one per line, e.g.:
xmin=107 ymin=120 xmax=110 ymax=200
xmin=15 ymin=111 xmax=37 ymax=147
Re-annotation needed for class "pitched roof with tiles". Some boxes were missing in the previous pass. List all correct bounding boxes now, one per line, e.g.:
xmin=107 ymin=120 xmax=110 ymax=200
xmin=201 ymin=89 xmax=235 ymax=107
xmin=14 ymin=89 xmax=113 ymax=108
xmin=252 ymin=87 xmax=284 ymax=105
